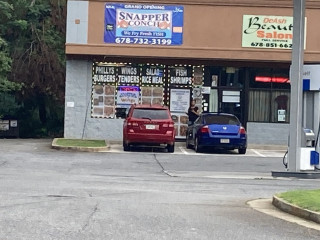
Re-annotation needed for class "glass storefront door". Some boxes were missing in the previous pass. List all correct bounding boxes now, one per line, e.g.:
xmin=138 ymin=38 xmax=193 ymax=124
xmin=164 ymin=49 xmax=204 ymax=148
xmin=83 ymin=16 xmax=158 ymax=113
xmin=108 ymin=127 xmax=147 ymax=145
xmin=219 ymin=88 xmax=243 ymax=123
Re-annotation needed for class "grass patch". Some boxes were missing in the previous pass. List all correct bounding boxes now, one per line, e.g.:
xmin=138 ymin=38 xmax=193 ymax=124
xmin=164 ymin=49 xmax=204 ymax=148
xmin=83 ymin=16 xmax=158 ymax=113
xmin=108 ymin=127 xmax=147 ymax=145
xmin=277 ymin=189 xmax=320 ymax=212
xmin=55 ymin=139 xmax=106 ymax=148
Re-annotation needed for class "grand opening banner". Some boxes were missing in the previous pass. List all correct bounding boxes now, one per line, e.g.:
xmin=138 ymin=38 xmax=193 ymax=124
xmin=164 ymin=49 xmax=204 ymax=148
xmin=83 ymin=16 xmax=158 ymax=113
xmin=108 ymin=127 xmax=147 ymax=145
xmin=104 ymin=3 xmax=184 ymax=45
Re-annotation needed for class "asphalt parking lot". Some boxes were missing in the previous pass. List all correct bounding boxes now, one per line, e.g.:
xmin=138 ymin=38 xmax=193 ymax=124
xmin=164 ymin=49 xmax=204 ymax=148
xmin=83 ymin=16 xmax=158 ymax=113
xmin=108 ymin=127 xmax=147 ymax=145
xmin=1 ymin=138 xmax=320 ymax=239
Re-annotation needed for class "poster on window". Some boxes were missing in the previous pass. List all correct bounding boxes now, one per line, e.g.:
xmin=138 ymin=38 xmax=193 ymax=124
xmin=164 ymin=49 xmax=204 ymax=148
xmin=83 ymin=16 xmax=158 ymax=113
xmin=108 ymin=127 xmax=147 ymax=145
xmin=170 ymin=89 xmax=190 ymax=112
xmin=171 ymin=113 xmax=188 ymax=138
xmin=117 ymin=65 xmax=140 ymax=85
xmin=104 ymin=3 xmax=184 ymax=45
xmin=92 ymin=85 xmax=116 ymax=118
xmin=242 ymin=15 xmax=306 ymax=49
xmin=169 ymin=66 xmax=193 ymax=85
xmin=141 ymin=65 xmax=164 ymax=85
xmin=92 ymin=65 xmax=116 ymax=83
xmin=117 ymin=91 xmax=140 ymax=105
xmin=141 ymin=86 xmax=163 ymax=105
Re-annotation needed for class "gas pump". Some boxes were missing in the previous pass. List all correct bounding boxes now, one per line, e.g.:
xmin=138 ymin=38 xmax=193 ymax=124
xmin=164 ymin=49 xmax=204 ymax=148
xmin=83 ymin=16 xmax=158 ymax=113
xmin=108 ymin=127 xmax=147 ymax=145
xmin=283 ymin=65 xmax=320 ymax=171
xmin=283 ymin=128 xmax=317 ymax=170
xmin=301 ymin=65 xmax=320 ymax=171
xmin=300 ymin=128 xmax=316 ymax=170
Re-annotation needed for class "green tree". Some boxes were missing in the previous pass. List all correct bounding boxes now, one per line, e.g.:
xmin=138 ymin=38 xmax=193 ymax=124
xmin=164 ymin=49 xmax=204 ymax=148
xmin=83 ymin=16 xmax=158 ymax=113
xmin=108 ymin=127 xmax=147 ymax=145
xmin=0 ymin=0 xmax=22 ymax=92
xmin=0 ymin=1 xmax=23 ymax=119
xmin=2 ymin=0 xmax=67 ymax=137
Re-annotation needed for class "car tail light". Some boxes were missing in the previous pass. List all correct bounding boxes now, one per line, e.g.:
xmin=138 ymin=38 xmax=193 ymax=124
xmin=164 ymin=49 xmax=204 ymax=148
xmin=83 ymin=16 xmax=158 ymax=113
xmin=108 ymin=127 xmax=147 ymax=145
xmin=163 ymin=122 xmax=174 ymax=128
xmin=200 ymin=125 xmax=209 ymax=133
xmin=239 ymin=126 xmax=246 ymax=134
xmin=128 ymin=122 xmax=139 ymax=127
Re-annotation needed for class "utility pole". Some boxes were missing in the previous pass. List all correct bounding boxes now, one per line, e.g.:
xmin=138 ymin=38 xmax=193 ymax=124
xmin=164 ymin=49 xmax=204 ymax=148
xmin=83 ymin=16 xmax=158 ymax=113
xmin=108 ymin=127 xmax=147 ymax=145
xmin=288 ymin=0 xmax=305 ymax=171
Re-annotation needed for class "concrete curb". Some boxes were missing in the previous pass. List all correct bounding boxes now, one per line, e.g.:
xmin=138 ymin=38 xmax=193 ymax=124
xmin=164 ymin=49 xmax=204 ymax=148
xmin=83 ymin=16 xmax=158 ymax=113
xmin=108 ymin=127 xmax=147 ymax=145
xmin=51 ymin=138 xmax=109 ymax=152
xmin=272 ymin=195 xmax=320 ymax=224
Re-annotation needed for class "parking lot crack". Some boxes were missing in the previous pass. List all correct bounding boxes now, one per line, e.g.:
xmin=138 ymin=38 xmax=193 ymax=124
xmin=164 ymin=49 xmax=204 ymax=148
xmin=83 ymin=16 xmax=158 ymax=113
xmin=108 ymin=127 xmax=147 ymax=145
xmin=81 ymin=203 xmax=99 ymax=231
xmin=0 ymin=161 xmax=7 ymax=167
xmin=153 ymin=154 xmax=172 ymax=177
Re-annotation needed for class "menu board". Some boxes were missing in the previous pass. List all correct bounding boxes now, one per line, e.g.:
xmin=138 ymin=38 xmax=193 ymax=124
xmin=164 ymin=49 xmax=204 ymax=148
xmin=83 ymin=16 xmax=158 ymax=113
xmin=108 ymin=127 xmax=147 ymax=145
xmin=170 ymin=89 xmax=190 ymax=112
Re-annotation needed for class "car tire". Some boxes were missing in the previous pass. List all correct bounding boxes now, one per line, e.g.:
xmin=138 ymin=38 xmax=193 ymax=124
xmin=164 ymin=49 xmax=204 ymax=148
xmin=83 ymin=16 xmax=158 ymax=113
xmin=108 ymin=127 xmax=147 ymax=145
xmin=123 ymin=141 xmax=130 ymax=151
xmin=238 ymin=148 xmax=246 ymax=154
xmin=195 ymin=138 xmax=202 ymax=153
xmin=167 ymin=144 xmax=175 ymax=153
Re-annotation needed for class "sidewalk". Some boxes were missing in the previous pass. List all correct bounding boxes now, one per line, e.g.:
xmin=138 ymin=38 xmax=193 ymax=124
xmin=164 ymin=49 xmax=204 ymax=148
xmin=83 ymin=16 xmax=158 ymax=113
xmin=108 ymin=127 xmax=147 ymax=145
xmin=248 ymin=199 xmax=320 ymax=231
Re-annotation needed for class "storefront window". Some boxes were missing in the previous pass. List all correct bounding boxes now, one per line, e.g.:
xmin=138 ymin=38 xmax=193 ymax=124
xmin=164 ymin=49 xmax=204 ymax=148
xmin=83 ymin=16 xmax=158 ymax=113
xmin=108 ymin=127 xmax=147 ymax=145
xmin=248 ymin=68 xmax=290 ymax=123
xmin=90 ymin=62 xmax=204 ymax=138
xmin=220 ymin=67 xmax=244 ymax=87
xmin=91 ymin=63 xmax=166 ymax=119
xmin=168 ymin=65 xmax=203 ymax=138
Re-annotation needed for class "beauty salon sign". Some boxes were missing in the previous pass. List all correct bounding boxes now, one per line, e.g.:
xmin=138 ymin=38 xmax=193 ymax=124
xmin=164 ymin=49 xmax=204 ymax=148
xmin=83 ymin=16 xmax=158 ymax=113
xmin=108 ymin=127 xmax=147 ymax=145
xmin=242 ymin=15 xmax=306 ymax=49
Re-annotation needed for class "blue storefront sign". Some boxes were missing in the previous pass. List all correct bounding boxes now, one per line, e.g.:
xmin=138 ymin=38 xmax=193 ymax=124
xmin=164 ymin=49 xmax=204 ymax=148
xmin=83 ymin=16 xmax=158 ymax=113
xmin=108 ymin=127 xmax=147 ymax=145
xmin=104 ymin=3 xmax=184 ymax=45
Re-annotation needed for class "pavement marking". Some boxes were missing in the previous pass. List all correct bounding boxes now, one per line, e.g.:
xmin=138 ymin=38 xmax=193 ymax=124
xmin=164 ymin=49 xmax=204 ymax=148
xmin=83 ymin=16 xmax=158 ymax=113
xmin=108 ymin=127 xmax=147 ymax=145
xmin=248 ymin=199 xmax=320 ymax=231
xmin=106 ymin=144 xmax=286 ymax=157
xmin=251 ymin=149 xmax=266 ymax=157
xmin=179 ymin=146 xmax=189 ymax=155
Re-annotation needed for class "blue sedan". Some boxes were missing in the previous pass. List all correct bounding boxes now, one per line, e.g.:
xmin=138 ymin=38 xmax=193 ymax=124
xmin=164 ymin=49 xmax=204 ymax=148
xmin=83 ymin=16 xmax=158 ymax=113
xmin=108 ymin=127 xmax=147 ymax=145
xmin=186 ymin=113 xmax=247 ymax=154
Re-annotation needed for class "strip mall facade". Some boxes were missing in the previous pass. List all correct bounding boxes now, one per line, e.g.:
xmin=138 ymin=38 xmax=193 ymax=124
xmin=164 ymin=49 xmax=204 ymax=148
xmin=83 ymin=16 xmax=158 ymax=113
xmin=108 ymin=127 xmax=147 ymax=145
xmin=65 ymin=0 xmax=320 ymax=145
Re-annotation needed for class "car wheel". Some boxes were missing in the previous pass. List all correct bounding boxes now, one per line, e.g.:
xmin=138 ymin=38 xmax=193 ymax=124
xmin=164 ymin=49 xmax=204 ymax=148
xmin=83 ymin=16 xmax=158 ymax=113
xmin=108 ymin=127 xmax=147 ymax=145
xmin=167 ymin=144 xmax=175 ymax=153
xmin=123 ymin=141 xmax=130 ymax=151
xmin=238 ymin=148 xmax=246 ymax=154
xmin=195 ymin=138 xmax=202 ymax=153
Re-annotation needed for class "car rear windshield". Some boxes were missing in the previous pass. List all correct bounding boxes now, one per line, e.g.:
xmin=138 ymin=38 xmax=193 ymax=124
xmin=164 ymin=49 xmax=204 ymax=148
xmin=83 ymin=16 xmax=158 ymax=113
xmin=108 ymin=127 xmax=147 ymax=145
xmin=132 ymin=109 xmax=170 ymax=120
xmin=204 ymin=115 xmax=240 ymax=125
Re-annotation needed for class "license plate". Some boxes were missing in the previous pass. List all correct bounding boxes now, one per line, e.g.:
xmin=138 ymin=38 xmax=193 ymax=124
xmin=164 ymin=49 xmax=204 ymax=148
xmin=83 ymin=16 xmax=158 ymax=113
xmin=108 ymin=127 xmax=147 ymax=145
xmin=146 ymin=124 xmax=156 ymax=130
xmin=220 ymin=139 xmax=230 ymax=143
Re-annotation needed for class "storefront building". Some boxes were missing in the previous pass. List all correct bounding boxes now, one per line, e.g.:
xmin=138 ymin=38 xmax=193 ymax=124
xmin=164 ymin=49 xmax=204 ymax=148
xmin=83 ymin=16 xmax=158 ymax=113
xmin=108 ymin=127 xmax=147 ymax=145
xmin=65 ymin=0 xmax=320 ymax=145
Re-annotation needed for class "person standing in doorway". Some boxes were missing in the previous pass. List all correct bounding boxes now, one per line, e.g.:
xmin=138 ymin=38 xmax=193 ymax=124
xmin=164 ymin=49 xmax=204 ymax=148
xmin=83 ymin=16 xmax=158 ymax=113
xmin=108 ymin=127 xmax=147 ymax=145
xmin=187 ymin=100 xmax=200 ymax=125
